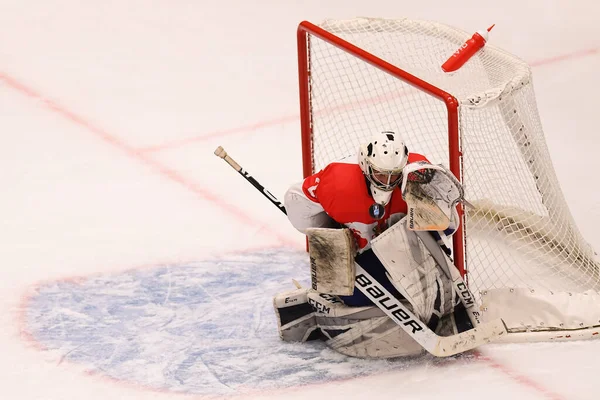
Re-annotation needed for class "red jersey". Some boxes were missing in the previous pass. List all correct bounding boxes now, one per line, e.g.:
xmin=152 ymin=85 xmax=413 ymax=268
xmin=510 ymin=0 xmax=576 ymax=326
xmin=285 ymin=153 xmax=428 ymax=251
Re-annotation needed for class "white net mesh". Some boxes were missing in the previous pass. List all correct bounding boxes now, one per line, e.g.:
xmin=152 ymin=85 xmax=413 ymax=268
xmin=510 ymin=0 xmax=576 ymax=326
xmin=301 ymin=17 xmax=600 ymax=302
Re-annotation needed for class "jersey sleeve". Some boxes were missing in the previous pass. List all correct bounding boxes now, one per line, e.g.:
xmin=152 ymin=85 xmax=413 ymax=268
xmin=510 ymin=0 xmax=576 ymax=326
xmin=284 ymin=176 xmax=338 ymax=234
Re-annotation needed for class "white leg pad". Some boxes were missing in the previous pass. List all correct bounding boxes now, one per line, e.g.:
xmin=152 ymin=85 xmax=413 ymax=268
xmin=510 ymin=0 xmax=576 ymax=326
xmin=306 ymin=291 xmax=424 ymax=358
xmin=371 ymin=218 xmax=455 ymax=322
xmin=273 ymin=288 xmax=318 ymax=342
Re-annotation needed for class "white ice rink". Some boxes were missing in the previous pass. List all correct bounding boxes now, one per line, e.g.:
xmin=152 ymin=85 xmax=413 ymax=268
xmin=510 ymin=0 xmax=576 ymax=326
xmin=1 ymin=1 xmax=599 ymax=399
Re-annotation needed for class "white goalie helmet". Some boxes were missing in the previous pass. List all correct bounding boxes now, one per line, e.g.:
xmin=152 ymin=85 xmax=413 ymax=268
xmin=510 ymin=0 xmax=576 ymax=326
xmin=358 ymin=131 xmax=409 ymax=205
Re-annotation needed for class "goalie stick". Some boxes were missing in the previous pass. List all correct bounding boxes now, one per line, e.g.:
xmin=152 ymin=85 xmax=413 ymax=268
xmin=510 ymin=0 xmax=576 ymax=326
xmin=214 ymin=146 xmax=507 ymax=357
xmin=214 ymin=146 xmax=286 ymax=214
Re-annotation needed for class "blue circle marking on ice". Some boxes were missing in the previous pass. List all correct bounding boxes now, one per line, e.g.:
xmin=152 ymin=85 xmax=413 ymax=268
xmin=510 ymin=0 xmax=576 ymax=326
xmin=25 ymin=248 xmax=418 ymax=395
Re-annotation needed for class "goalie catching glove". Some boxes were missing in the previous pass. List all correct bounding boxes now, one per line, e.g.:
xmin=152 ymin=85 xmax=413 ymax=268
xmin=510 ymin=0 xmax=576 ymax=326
xmin=401 ymin=161 xmax=464 ymax=234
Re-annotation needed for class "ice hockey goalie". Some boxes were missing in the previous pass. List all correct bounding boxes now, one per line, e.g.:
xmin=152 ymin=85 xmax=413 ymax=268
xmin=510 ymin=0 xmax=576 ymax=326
xmin=273 ymin=130 xmax=473 ymax=358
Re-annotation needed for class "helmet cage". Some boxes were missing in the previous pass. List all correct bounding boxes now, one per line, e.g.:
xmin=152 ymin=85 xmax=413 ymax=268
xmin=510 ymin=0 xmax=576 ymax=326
xmin=365 ymin=161 xmax=405 ymax=191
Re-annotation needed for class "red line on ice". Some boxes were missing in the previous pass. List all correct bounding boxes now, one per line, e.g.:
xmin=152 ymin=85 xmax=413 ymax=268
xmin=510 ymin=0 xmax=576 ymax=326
xmin=0 ymin=72 xmax=295 ymax=247
xmin=474 ymin=351 xmax=568 ymax=400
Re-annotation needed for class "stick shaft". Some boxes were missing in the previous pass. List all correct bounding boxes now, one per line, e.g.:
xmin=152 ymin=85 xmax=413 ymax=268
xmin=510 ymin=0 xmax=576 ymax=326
xmin=214 ymin=146 xmax=287 ymax=215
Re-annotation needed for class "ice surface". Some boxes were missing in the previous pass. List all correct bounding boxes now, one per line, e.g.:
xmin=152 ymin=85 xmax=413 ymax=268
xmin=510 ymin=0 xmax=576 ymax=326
xmin=1 ymin=1 xmax=599 ymax=399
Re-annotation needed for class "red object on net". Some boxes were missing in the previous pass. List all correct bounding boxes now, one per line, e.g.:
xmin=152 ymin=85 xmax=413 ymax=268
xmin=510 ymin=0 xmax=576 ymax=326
xmin=441 ymin=24 xmax=495 ymax=73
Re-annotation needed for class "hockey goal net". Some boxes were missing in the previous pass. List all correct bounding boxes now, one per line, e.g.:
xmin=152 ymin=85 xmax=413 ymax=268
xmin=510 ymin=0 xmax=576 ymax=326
xmin=297 ymin=17 xmax=600 ymax=341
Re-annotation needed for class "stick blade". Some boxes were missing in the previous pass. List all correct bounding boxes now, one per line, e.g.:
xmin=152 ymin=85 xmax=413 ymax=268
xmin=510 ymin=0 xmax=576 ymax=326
xmin=430 ymin=318 xmax=507 ymax=357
